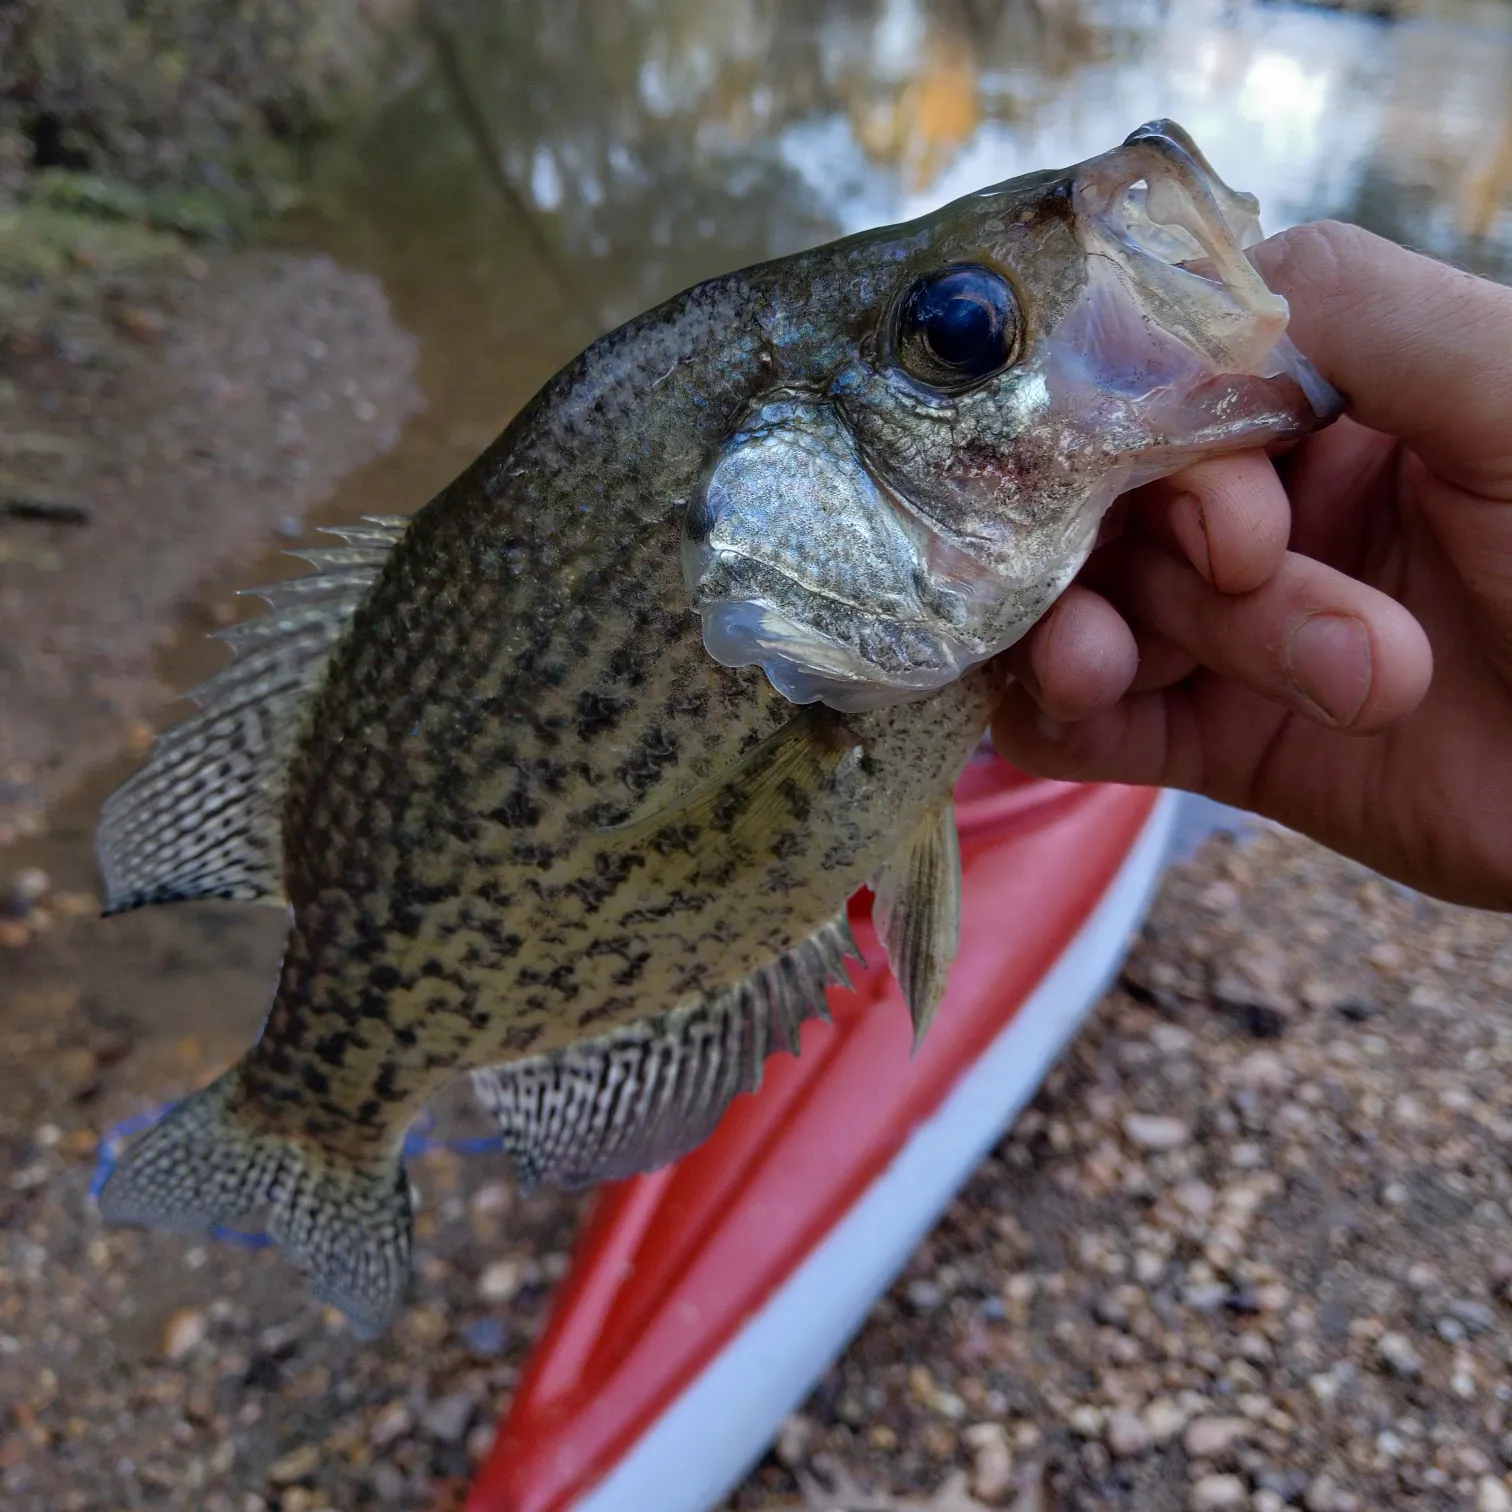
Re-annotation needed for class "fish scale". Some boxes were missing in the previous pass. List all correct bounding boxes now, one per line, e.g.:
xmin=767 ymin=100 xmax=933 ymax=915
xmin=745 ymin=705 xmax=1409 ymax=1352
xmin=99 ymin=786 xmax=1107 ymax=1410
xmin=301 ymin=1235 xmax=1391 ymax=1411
xmin=94 ymin=122 xmax=1340 ymax=1334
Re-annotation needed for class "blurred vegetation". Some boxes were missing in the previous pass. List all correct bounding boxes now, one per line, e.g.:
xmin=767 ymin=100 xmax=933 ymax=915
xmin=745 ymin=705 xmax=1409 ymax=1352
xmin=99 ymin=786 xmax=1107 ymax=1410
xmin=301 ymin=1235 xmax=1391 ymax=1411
xmin=0 ymin=0 xmax=413 ymax=223
xmin=0 ymin=0 xmax=415 ymax=357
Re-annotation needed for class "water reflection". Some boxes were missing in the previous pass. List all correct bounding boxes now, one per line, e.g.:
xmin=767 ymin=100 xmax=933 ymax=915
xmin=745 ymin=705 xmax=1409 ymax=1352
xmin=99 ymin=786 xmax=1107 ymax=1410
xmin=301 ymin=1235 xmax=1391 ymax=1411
xmin=300 ymin=0 xmax=1512 ymax=423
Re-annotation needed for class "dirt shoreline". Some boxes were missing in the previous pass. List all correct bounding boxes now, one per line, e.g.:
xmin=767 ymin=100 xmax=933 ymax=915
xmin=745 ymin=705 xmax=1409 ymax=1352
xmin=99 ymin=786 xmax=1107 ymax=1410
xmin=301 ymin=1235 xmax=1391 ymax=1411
xmin=0 ymin=246 xmax=422 ymax=848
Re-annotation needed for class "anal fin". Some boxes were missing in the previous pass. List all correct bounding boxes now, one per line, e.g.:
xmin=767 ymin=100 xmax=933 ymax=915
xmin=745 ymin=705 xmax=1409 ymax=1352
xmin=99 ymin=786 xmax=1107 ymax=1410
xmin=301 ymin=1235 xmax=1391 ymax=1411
xmin=470 ymin=914 xmax=861 ymax=1190
xmin=871 ymin=798 xmax=961 ymax=1049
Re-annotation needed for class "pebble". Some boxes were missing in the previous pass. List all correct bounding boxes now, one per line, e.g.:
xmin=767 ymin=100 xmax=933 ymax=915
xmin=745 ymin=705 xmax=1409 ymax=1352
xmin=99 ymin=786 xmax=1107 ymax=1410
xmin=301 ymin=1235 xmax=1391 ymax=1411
xmin=1374 ymin=1331 xmax=1423 ymax=1378
xmin=1189 ymin=1473 xmax=1247 ymax=1510
xmin=1183 ymin=1416 xmax=1250 ymax=1461
xmin=1105 ymin=1408 xmax=1152 ymax=1458
xmin=962 ymin=1421 xmax=1013 ymax=1501
xmin=1477 ymin=1477 xmax=1512 ymax=1512
xmin=421 ymin=1391 xmax=474 ymax=1444
xmin=1123 ymin=1113 xmax=1192 ymax=1150
xmin=461 ymin=1315 xmax=508 ymax=1357
xmin=160 ymin=1306 xmax=208 ymax=1361
xmin=476 ymin=1258 xmax=523 ymax=1304
xmin=267 ymin=1443 xmax=320 ymax=1485
xmin=1068 ymin=1404 xmax=1106 ymax=1438
xmin=1144 ymin=1398 xmax=1189 ymax=1443
xmin=368 ymin=1402 xmax=411 ymax=1449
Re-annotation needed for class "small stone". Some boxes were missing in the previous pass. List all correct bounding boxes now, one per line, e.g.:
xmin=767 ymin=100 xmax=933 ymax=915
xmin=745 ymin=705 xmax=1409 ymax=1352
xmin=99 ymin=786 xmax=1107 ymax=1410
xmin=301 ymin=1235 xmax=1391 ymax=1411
xmin=1304 ymin=1474 xmax=1343 ymax=1512
xmin=908 ymin=1279 xmax=945 ymax=1311
xmin=461 ymin=1316 xmax=508 ymax=1358
xmin=931 ymin=1390 xmax=967 ymax=1421
xmin=161 ymin=1307 xmax=209 ymax=1361
xmin=1144 ymin=1398 xmax=1189 ymax=1444
xmin=1190 ymin=1473 xmax=1247 ymax=1510
xmin=267 ymin=1443 xmax=320 ymax=1485
xmin=1183 ymin=1416 xmax=1250 ymax=1461
xmin=1476 ymin=1477 xmax=1512 ymax=1512
xmin=962 ymin=1422 xmax=1013 ymax=1501
xmin=774 ymin=1414 xmax=814 ymax=1468
xmin=1123 ymin=1113 xmax=1191 ymax=1151
xmin=1374 ymin=1331 xmax=1423 ymax=1378
xmin=477 ymin=1258 xmax=523 ymax=1304
xmin=1067 ymin=1404 xmax=1106 ymax=1438
xmin=1450 ymin=1299 xmax=1495 ymax=1335
xmin=368 ymin=1403 xmax=411 ymax=1449
xmin=1105 ymin=1408 xmax=1152 ymax=1458
xmin=1253 ymin=1493 xmax=1287 ymax=1512
xmin=422 ymin=1392 xmax=474 ymax=1444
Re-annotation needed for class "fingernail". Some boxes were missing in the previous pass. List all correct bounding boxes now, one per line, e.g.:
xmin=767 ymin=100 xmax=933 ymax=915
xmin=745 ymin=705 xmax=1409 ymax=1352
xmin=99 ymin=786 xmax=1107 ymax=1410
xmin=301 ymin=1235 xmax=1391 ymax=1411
xmin=1170 ymin=491 xmax=1215 ymax=582
xmin=1284 ymin=613 xmax=1372 ymax=726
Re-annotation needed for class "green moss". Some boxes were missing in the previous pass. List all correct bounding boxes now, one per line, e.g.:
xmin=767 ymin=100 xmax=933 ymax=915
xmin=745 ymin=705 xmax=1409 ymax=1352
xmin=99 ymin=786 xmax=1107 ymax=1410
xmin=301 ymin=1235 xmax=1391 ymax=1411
xmin=0 ymin=0 xmax=409 ymax=232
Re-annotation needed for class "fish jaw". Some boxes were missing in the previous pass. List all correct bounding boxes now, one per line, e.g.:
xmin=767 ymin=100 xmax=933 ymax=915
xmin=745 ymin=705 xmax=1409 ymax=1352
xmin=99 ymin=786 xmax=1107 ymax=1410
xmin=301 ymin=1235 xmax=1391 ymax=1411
xmin=684 ymin=120 xmax=1341 ymax=714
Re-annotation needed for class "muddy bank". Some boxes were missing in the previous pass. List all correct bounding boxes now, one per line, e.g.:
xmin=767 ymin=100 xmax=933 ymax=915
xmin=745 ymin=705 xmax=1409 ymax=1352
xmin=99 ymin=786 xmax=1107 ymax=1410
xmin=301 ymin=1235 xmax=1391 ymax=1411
xmin=0 ymin=248 xmax=421 ymax=846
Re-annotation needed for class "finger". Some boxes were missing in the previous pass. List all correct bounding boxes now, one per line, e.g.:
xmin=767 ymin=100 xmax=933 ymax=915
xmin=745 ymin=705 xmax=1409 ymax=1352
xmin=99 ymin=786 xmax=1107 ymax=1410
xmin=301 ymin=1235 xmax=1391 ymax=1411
xmin=1128 ymin=450 xmax=1291 ymax=594
xmin=1128 ymin=628 xmax=1197 ymax=692
xmin=991 ymin=672 xmax=1292 ymax=804
xmin=1007 ymin=586 xmax=1138 ymax=721
xmin=1105 ymin=539 xmax=1433 ymax=733
xmin=1252 ymin=221 xmax=1512 ymax=497
xmin=991 ymin=679 xmax=1187 ymax=788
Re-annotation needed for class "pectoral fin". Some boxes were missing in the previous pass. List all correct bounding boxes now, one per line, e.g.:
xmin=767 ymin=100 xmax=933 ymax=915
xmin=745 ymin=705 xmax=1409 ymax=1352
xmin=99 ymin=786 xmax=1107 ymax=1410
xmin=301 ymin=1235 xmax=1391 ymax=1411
xmin=871 ymin=799 xmax=961 ymax=1049
xmin=601 ymin=710 xmax=855 ymax=884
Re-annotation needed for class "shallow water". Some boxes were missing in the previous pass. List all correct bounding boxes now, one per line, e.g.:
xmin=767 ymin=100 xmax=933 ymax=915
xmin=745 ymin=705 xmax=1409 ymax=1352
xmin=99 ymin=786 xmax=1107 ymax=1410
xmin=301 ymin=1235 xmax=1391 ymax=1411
xmin=11 ymin=0 xmax=1512 ymax=1205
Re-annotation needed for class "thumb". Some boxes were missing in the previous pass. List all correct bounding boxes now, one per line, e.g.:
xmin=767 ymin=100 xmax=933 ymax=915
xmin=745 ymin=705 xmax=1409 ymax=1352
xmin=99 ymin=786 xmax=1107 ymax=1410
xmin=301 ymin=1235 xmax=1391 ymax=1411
xmin=1252 ymin=221 xmax=1512 ymax=500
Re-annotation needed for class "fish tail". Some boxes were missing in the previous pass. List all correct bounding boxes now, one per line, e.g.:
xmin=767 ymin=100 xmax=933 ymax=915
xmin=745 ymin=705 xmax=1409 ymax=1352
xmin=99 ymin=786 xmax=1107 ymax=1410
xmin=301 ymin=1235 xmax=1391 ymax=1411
xmin=97 ymin=1070 xmax=412 ymax=1337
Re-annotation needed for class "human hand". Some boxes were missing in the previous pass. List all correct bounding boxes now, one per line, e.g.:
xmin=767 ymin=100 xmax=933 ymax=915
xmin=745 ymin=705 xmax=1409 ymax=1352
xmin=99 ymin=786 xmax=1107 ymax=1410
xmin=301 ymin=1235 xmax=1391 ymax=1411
xmin=992 ymin=220 xmax=1512 ymax=910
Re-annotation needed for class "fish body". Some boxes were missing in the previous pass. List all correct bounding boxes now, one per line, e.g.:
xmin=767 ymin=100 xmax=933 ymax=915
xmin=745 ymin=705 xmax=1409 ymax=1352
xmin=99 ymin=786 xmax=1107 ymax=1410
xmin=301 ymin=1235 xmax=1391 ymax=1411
xmin=95 ymin=122 xmax=1338 ymax=1334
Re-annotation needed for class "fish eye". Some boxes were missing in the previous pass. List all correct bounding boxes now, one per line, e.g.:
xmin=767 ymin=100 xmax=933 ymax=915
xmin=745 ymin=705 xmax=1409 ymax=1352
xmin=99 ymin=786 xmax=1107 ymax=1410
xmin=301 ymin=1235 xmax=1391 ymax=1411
xmin=894 ymin=265 xmax=1022 ymax=393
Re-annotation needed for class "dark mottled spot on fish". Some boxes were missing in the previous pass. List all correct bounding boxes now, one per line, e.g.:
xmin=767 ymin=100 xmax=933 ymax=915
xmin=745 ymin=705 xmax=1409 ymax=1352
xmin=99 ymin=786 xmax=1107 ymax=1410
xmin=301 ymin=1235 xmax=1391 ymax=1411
xmin=574 ymin=689 xmax=627 ymax=739
xmin=488 ymin=787 xmax=542 ymax=829
xmin=314 ymin=1031 xmax=354 ymax=1066
xmin=618 ymin=724 xmax=681 ymax=796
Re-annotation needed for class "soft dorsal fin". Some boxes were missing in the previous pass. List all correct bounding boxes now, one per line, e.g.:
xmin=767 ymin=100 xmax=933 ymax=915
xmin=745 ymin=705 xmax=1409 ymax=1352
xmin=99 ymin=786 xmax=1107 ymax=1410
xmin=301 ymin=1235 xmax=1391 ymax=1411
xmin=470 ymin=913 xmax=861 ymax=1190
xmin=96 ymin=516 xmax=410 ymax=914
xmin=870 ymin=798 xmax=961 ymax=1049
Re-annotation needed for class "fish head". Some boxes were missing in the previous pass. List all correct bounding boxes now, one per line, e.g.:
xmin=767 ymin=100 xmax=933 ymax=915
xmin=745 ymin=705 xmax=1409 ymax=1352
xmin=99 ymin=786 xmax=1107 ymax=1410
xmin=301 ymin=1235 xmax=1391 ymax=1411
xmin=684 ymin=120 xmax=1342 ymax=711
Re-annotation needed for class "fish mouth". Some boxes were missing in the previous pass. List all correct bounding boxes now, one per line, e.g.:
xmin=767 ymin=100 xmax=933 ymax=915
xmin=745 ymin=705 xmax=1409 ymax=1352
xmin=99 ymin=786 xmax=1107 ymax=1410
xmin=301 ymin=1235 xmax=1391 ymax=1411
xmin=1071 ymin=120 xmax=1334 ymax=411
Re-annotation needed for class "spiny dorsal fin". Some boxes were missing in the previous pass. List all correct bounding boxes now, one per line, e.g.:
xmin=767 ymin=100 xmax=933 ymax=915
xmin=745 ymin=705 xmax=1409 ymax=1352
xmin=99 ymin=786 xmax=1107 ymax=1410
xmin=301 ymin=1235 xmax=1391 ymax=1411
xmin=470 ymin=914 xmax=861 ymax=1190
xmin=96 ymin=515 xmax=410 ymax=914
xmin=871 ymin=798 xmax=961 ymax=1049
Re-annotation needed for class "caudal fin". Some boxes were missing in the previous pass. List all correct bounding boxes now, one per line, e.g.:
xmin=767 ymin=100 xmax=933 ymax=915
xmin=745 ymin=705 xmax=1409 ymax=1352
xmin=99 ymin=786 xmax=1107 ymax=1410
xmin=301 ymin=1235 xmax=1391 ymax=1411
xmin=97 ymin=1072 xmax=413 ymax=1338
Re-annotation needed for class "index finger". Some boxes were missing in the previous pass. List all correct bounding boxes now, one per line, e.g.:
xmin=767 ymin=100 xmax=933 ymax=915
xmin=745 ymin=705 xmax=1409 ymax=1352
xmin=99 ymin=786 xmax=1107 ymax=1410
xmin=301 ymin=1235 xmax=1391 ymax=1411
xmin=1252 ymin=221 xmax=1512 ymax=499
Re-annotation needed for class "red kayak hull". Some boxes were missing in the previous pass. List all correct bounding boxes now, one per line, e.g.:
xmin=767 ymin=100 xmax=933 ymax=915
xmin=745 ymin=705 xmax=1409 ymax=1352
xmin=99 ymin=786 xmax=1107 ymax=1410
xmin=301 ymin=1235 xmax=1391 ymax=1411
xmin=470 ymin=766 xmax=1172 ymax=1512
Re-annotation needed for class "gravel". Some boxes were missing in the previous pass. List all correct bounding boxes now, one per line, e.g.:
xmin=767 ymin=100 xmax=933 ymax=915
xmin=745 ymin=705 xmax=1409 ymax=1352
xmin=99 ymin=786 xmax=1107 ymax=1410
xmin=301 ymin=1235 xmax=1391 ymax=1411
xmin=5 ymin=814 xmax=1512 ymax=1511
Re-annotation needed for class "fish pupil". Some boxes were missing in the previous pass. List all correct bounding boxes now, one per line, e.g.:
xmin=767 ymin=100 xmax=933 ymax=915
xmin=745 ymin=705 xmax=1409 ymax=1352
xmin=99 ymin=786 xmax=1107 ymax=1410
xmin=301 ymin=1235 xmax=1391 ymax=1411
xmin=897 ymin=265 xmax=1019 ymax=389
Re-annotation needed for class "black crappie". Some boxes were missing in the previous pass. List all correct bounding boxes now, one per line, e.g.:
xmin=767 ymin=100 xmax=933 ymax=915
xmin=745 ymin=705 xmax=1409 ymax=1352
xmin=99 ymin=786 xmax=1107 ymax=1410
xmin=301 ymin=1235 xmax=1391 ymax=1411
xmin=95 ymin=122 xmax=1338 ymax=1335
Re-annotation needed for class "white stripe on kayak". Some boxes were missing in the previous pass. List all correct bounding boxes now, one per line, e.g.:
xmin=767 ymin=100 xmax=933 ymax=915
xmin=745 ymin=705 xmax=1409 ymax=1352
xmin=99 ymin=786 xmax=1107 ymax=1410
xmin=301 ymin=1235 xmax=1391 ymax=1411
xmin=577 ymin=789 xmax=1180 ymax=1512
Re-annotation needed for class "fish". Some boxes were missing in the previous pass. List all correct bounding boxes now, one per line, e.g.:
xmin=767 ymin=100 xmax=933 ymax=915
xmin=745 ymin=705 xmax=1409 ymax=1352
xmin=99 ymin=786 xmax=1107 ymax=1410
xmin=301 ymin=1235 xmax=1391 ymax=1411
xmin=93 ymin=121 xmax=1339 ymax=1336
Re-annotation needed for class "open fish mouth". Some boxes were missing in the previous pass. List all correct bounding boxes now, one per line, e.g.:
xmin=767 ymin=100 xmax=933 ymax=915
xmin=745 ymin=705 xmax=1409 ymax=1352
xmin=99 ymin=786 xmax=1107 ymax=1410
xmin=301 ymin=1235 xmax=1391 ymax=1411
xmin=1067 ymin=120 xmax=1340 ymax=415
